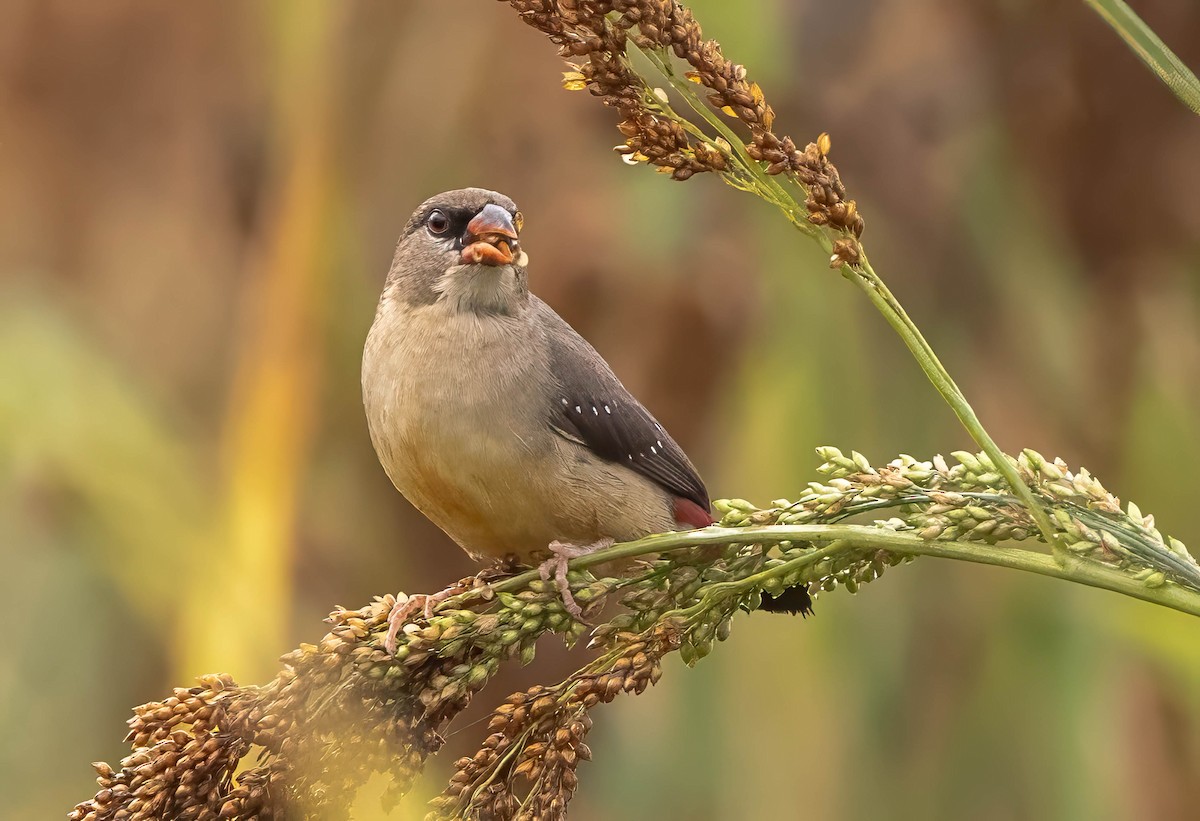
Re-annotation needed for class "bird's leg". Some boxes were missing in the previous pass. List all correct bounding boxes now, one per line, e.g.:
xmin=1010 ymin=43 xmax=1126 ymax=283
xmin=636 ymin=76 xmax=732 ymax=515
xmin=538 ymin=538 xmax=613 ymax=620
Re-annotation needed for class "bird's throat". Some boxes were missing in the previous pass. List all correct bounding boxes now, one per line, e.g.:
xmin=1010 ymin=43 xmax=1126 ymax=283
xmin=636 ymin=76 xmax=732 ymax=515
xmin=434 ymin=263 xmax=527 ymax=316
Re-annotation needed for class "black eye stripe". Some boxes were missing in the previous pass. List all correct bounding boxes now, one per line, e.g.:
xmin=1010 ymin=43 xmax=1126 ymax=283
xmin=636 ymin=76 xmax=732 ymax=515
xmin=408 ymin=203 xmax=519 ymax=240
xmin=422 ymin=206 xmax=516 ymax=228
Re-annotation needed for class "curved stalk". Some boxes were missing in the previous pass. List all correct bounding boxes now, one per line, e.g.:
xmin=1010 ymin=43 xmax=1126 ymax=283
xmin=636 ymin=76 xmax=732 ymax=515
xmin=633 ymin=44 xmax=1066 ymax=561
xmin=482 ymin=524 xmax=1200 ymax=618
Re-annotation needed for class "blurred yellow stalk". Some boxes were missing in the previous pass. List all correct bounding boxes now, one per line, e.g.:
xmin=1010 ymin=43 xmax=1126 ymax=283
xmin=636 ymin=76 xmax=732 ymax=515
xmin=177 ymin=2 xmax=342 ymax=680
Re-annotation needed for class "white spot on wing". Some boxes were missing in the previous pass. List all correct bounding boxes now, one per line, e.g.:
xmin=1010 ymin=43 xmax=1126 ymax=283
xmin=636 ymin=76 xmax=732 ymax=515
xmin=650 ymin=446 xmax=658 ymax=454
xmin=561 ymin=398 xmax=569 ymax=406
xmin=604 ymin=404 xmax=611 ymax=414
xmin=575 ymin=405 xmax=582 ymax=414
xmin=592 ymin=406 xmax=598 ymax=415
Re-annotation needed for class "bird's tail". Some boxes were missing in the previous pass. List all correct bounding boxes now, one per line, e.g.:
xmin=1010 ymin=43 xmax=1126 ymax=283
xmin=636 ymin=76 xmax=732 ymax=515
xmin=758 ymin=585 xmax=815 ymax=616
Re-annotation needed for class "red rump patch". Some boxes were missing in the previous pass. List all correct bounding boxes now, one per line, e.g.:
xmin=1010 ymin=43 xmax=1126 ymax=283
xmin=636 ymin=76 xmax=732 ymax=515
xmin=673 ymin=497 xmax=714 ymax=529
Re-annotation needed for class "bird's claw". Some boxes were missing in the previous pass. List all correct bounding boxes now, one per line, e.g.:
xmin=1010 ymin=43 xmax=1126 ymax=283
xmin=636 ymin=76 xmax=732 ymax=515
xmin=383 ymin=564 xmax=516 ymax=655
xmin=384 ymin=594 xmax=423 ymax=655
xmin=383 ymin=587 xmax=459 ymax=655
xmin=538 ymin=553 xmax=581 ymax=620
xmin=537 ymin=538 xmax=612 ymax=621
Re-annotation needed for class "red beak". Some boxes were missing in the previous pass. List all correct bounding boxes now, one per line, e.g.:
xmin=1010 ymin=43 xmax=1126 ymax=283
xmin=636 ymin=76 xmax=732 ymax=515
xmin=461 ymin=204 xmax=520 ymax=266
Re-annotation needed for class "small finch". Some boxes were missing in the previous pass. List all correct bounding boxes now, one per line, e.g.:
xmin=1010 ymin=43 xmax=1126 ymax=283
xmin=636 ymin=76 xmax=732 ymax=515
xmin=362 ymin=188 xmax=810 ymax=650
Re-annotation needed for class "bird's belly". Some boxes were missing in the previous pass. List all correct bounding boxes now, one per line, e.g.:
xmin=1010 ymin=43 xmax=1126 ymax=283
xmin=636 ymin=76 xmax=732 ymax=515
xmin=364 ymin=302 xmax=681 ymax=561
xmin=365 ymin=306 xmax=564 ymax=558
xmin=381 ymin=395 xmax=680 ymax=561
xmin=392 ymin=414 xmax=561 ymax=558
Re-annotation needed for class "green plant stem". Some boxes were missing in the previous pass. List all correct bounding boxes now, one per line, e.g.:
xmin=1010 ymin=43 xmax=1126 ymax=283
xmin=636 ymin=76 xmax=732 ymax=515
xmin=822 ymin=489 xmax=1198 ymax=587
xmin=634 ymin=45 xmax=1067 ymax=561
xmin=483 ymin=525 xmax=1200 ymax=618
xmin=671 ymin=540 xmax=848 ymax=621
xmin=1083 ymin=0 xmax=1200 ymax=115
xmin=849 ymin=252 xmax=1066 ymax=559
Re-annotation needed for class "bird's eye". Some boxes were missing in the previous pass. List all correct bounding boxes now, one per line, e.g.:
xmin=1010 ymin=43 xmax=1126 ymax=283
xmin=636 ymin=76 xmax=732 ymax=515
xmin=426 ymin=210 xmax=450 ymax=235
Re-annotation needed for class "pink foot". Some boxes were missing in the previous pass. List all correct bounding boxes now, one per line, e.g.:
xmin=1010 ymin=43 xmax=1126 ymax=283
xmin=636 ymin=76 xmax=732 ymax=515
xmin=384 ymin=589 xmax=453 ymax=655
xmin=537 ymin=538 xmax=613 ymax=620
xmin=382 ymin=564 xmax=516 ymax=655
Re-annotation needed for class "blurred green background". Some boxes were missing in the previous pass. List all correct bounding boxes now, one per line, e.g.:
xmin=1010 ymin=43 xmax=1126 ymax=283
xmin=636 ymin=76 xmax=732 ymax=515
xmin=3 ymin=1 xmax=1199 ymax=819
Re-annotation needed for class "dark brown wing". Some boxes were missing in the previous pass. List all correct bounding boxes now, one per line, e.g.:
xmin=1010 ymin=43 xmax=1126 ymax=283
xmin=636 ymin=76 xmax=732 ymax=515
xmin=532 ymin=298 xmax=709 ymax=511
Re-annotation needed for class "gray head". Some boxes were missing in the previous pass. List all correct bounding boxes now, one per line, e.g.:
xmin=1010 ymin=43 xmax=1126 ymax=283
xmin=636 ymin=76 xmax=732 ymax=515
xmin=385 ymin=188 xmax=529 ymax=315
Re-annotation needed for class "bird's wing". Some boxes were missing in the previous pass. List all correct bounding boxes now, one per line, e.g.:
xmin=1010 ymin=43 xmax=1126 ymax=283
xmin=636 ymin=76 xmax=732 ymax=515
xmin=532 ymin=298 xmax=710 ymax=511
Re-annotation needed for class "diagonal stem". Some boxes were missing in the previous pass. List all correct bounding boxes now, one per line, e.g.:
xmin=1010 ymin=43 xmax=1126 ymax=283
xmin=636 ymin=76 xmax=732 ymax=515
xmin=635 ymin=45 xmax=1067 ymax=562
xmin=848 ymin=252 xmax=1067 ymax=560
xmin=1083 ymin=0 xmax=1200 ymax=115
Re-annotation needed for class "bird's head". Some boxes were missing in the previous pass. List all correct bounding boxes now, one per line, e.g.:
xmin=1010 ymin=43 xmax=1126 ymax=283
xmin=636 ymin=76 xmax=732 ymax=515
xmin=386 ymin=188 xmax=529 ymax=314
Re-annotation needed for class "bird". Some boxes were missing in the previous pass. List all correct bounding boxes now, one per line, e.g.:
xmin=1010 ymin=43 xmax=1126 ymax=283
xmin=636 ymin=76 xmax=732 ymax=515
xmin=362 ymin=188 xmax=810 ymax=652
